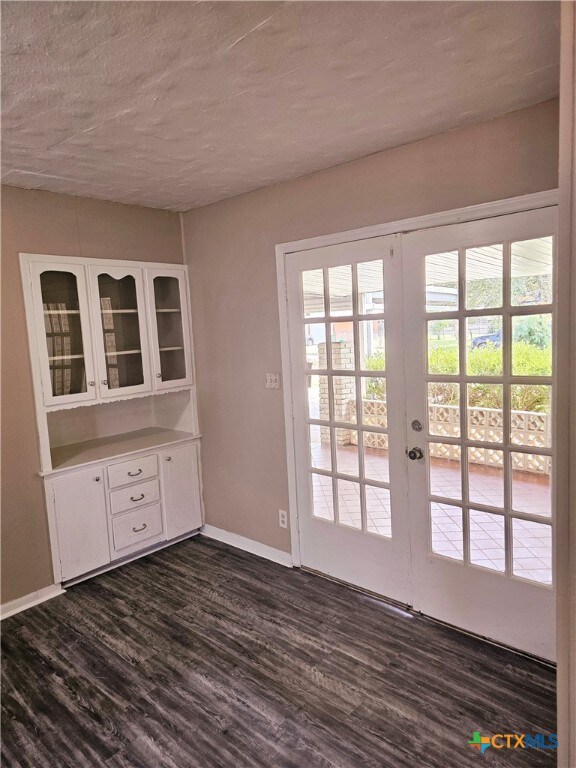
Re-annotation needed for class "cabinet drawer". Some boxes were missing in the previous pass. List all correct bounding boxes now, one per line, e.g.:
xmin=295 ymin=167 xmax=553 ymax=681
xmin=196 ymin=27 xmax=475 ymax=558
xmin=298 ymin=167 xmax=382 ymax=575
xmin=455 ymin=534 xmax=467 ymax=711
xmin=108 ymin=454 xmax=158 ymax=489
xmin=110 ymin=478 xmax=160 ymax=515
xmin=112 ymin=504 xmax=163 ymax=552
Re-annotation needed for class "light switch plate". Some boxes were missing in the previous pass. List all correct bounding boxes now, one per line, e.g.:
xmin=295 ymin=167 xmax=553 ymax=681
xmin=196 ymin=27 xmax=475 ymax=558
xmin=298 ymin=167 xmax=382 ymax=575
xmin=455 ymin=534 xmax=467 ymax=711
xmin=265 ymin=372 xmax=280 ymax=389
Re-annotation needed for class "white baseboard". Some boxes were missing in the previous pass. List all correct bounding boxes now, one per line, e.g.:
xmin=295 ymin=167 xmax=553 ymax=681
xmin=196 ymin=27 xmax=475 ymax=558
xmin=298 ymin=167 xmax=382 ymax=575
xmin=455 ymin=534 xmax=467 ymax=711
xmin=1 ymin=584 xmax=65 ymax=620
xmin=201 ymin=525 xmax=293 ymax=568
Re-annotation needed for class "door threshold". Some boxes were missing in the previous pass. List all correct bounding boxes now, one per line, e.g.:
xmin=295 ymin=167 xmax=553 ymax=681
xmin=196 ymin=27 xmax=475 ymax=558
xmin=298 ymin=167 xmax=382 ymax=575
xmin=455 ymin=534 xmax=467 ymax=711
xmin=300 ymin=565 xmax=556 ymax=670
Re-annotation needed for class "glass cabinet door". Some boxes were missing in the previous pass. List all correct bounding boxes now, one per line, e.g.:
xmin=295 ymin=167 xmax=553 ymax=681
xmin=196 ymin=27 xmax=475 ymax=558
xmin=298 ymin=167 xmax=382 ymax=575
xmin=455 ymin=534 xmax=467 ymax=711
xmin=33 ymin=265 xmax=96 ymax=406
xmin=91 ymin=267 xmax=151 ymax=396
xmin=147 ymin=270 xmax=193 ymax=388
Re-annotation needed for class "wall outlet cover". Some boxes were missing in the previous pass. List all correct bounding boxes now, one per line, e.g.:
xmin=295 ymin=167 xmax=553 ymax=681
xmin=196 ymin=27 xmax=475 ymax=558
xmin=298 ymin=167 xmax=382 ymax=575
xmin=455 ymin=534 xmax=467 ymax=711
xmin=266 ymin=372 xmax=281 ymax=389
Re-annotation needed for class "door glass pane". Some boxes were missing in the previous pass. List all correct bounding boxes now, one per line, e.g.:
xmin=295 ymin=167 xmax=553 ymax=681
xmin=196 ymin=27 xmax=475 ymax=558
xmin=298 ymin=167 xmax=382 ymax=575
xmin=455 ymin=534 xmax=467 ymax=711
xmin=337 ymin=479 xmax=361 ymax=529
xmin=512 ymin=314 xmax=552 ymax=376
xmin=153 ymin=276 xmax=186 ymax=382
xmin=359 ymin=320 xmax=385 ymax=370
xmin=40 ymin=271 xmax=87 ymax=397
xmin=428 ymin=383 xmax=460 ymax=438
xmin=428 ymin=320 xmax=459 ymax=374
xmin=309 ymin=425 xmax=332 ymax=472
xmin=465 ymin=244 xmax=503 ymax=309
xmin=335 ymin=430 xmax=359 ymax=477
xmin=363 ymin=432 xmax=389 ymax=483
xmin=305 ymin=323 xmax=326 ymax=369
xmin=469 ymin=509 xmax=505 ymax=572
xmin=98 ymin=274 xmax=143 ymax=389
xmin=467 ymin=448 xmax=504 ymax=508
xmin=311 ymin=473 xmax=333 ymax=521
xmin=511 ymin=453 xmax=552 ymax=518
xmin=511 ymin=237 xmax=553 ymax=307
xmin=307 ymin=375 xmax=328 ymax=420
xmin=510 ymin=385 xmax=552 ymax=448
xmin=302 ymin=269 xmax=325 ymax=318
xmin=328 ymin=265 xmax=353 ymax=316
xmin=466 ymin=384 xmax=503 ymax=443
xmin=429 ymin=444 xmax=461 ymax=500
xmin=366 ymin=486 xmax=392 ymax=538
xmin=425 ymin=251 xmax=458 ymax=312
xmin=466 ymin=316 xmax=502 ymax=375
xmin=360 ymin=377 xmax=387 ymax=428
xmin=332 ymin=377 xmax=356 ymax=423
xmin=330 ymin=323 xmax=355 ymax=369
xmin=357 ymin=260 xmax=384 ymax=314
xmin=430 ymin=503 xmax=463 ymax=561
xmin=512 ymin=519 xmax=552 ymax=584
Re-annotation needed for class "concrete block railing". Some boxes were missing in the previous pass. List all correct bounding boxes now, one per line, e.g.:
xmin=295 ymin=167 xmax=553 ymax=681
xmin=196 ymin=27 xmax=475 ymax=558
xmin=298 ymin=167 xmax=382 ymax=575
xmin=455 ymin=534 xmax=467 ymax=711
xmin=350 ymin=400 xmax=551 ymax=475
xmin=316 ymin=342 xmax=550 ymax=474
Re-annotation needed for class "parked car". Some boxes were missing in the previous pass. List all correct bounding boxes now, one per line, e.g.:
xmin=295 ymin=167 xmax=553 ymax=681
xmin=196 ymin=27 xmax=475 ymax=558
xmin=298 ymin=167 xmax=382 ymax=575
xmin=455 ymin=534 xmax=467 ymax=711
xmin=471 ymin=330 xmax=502 ymax=349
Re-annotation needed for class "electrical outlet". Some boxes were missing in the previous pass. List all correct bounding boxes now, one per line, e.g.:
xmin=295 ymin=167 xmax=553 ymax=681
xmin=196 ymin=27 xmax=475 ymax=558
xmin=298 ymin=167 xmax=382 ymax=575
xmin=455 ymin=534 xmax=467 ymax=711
xmin=279 ymin=509 xmax=288 ymax=529
xmin=265 ymin=372 xmax=280 ymax=389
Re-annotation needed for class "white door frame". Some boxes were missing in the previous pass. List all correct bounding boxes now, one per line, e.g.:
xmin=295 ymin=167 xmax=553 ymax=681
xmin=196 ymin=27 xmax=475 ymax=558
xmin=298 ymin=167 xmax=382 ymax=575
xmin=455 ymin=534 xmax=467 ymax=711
xmin=276 ymin=189 xmax=558 ymax=570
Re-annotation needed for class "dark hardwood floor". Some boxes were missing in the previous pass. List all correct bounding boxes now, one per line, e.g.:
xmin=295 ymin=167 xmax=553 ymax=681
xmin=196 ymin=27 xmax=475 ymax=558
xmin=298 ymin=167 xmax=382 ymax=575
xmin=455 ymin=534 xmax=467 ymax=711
xmin=1 ymin=536 xmax=556 ymax=767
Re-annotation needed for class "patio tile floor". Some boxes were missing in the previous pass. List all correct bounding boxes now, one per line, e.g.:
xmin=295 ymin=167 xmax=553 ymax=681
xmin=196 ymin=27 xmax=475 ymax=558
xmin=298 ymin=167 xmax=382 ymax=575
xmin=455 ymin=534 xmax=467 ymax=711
xmin=310 ymin=440 xmax=552 ymax=586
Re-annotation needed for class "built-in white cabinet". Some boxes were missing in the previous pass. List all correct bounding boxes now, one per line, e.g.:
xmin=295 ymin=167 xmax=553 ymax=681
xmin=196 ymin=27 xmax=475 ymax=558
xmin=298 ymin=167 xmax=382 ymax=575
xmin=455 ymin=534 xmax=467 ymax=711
xmin=89 ymin=265 xmax=152 ymax=398
xmin=47 ymin=438 xmax=203 ymax=583
xmin=30 ymin=262 xmax=98 ymax=407
xmin=147 ymin=269 xmax=194 ymax=390
xmin=23 ymin=255 xmax=195 ymax=408
xmin=21 ymin=253 xmax=204 ymax=587
xmin=160 ymin=443 xmax=203 ymax=539
xmin=51 ymin=466 xmax=110 ymax=581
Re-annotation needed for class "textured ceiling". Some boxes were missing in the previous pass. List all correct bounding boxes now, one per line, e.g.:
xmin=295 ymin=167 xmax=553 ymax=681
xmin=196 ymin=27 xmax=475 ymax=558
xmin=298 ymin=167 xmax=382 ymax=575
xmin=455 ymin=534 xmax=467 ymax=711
xmin=1 ymin=1 xmax=560 ymax=212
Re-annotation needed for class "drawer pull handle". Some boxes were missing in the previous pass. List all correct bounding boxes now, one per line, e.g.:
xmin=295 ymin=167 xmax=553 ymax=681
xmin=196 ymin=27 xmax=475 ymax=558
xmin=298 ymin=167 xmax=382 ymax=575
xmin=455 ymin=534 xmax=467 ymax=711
xmin=128 ymin=469 xmax=142 ymax=477
xmin=130 ymin=493 xmax=145 ymax=502
xmin=132 ymin=523 xmax=147 ymax=533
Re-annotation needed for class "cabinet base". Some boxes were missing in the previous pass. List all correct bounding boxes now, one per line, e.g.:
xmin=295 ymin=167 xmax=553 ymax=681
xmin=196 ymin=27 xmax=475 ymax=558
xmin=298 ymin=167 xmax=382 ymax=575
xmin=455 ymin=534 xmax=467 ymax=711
xmin=63 ymin=529 xmax=201 ymax=587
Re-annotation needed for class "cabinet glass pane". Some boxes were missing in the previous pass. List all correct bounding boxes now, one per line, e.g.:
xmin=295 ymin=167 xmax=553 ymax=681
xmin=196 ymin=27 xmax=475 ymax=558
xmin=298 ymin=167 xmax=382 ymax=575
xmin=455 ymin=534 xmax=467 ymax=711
xmin=40 ymin=271 xmax=87 ymax=397
xmin=154 ymin=277 xmax=186 ymax=382
xmin=98 ymin=274 xmax=144 ymax=389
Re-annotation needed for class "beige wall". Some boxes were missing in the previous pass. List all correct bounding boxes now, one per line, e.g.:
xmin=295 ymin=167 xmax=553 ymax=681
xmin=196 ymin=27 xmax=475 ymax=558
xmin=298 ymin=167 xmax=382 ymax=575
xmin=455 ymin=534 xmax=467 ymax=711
xmin=1 ymin=187 xmax=183 ymax=603
xmin=182 ymin=99 xmax=559 ymax=554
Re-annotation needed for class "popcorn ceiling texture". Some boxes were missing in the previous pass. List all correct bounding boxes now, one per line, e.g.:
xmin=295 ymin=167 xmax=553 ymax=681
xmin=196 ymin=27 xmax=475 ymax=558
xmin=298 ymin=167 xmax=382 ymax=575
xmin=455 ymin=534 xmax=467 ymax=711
xmin=1 ymin=1 xmax=560 ymax=212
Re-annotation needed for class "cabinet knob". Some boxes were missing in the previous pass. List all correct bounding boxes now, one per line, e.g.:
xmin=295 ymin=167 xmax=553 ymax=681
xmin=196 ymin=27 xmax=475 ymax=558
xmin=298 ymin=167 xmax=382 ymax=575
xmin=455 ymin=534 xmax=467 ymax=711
xmin=95 ymin=476 xmax=101 ymax=482
xmin=166 ymin=456 xmax=172 ymax=462
xmin=156 ymin=373 xmax=162 ymax=379
xmin=101 ymin=379 xmax=108 ymax=386
xmin=88 ymin=381 xmax=96 ymax=387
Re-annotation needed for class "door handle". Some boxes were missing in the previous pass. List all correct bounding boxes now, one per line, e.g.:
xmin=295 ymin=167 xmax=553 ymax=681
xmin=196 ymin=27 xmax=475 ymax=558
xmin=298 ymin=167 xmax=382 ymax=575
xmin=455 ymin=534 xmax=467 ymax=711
xmin=408 ymin=447 xmax=424 ymax=461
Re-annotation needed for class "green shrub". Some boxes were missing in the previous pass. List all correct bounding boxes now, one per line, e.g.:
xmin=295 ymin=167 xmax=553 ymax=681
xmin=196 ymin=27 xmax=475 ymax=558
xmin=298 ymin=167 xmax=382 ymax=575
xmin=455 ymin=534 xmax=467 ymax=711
xmin=511 ymin=341 xmax=552 ymax=377
xmin=513 ymin=315 xmax=551 ymax=350
xmin=364 ymin=351 xmax=385 ymax=372
xmin=366 ymin=346 xmax=551 ymax=412
xmin=364 ymin=352 xmax=385 ymax=399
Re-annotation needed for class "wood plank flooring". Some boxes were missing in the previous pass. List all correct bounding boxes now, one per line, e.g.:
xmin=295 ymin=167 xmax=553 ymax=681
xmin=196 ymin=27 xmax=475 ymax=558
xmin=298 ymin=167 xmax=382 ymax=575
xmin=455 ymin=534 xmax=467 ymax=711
xmin=1 ymin=536 xmax=556 ymax=767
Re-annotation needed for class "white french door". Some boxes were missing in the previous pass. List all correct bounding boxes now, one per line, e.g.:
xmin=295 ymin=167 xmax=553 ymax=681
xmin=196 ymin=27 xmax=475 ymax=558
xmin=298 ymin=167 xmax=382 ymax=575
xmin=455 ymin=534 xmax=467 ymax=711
xmin=402 ymin=207 xmax=555 ymax=660
xmin=285 ymin=206 xmax=556 ymax=660
xmin=286 ymin=235 xmax=412 ymax=604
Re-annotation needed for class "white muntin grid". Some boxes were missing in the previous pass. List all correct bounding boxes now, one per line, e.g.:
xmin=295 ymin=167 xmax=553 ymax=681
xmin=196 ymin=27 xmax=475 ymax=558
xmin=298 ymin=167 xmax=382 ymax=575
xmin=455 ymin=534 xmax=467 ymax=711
xmin=301 ymin=260 xmax=391 ymax=536
xmin=423 ymin=236 xmax=554 ymax=586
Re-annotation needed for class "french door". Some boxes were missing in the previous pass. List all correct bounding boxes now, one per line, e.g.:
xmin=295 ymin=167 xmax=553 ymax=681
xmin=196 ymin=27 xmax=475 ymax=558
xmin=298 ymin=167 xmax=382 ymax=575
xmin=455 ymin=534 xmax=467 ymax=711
xmin=286 ymin=206 xmax=556 ymax=660
xmin=286 ymin=235 xmax=412 ymax=604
